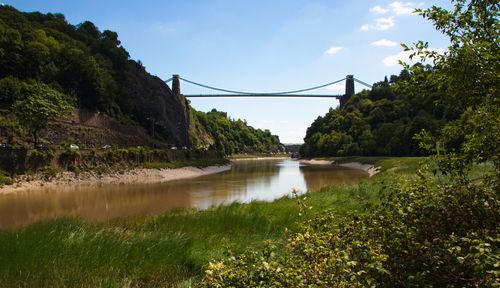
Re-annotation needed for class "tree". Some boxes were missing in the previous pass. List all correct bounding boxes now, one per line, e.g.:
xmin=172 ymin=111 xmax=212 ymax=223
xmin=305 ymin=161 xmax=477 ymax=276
xmin=13 ymin=82 xmax=72 ymax=148
xmin=407 ymin=0 xmax=500 ymax=168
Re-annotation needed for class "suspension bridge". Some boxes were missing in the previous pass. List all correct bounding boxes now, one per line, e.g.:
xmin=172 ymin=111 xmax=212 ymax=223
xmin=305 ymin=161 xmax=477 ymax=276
xmin=165 ymin=74 xmax=373 ymax=107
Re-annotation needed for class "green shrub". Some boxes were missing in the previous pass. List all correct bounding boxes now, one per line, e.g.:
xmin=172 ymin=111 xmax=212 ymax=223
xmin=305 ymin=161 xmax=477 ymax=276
xmin=28 ymin=149 xmax=55 ymax=170
xmin=67 ymin=165 xmax=80 ymax=176
xmin=0 ymin=170 xmax=13 ymax=187
xmin=200 ymin=165 xmax=499 ymax=287
xmin=40 ymin=165 xmax=58 ymax=180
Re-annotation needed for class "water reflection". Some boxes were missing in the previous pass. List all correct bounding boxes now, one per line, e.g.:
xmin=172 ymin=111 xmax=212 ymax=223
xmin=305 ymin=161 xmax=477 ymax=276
xmin=0 ymin=159 xmax=368 ymax=229
xmin=299 ymin=164 xmax=368 ymax=191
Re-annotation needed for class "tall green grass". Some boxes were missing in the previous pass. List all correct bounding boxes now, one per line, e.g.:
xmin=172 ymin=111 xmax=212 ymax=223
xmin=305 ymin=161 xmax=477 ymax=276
xmin=0 ymin=157 xmax=421 ymax=287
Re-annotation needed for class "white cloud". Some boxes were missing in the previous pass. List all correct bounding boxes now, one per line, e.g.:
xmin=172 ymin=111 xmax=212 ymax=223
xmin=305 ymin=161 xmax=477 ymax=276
xmin=383 ymin=51 xmax=412 ymax=66
xmin=383 ymin=48 xmax=445 ymax=66
xmin=370 ymin=5 xmax=388 ymax=14
xmin=324 ymin=46 xmax=344 ymax=55
xmin=371 ymin=39 xmax=398 ymax=47
xmin=326 ymin=83 xmax=344 ymax=93
xmin=361 ymin=17 xmax=395 ymax=31
xmin=368 ymin=2 xmax=423 ymax=17
xmin=389 ymin=1 xmax=423 ymax=15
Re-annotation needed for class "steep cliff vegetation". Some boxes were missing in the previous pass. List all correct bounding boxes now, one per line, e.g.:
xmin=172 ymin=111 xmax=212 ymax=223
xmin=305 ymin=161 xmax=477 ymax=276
xmin=0 ymin=5 xmax=281 ymax=153
xmin=193 ymin=109 xmax=283 ymax=156
xmin=0 ymin=4 xmax=191 ymax=146
xmin=300 ymin=67 xmax=459 ymax=157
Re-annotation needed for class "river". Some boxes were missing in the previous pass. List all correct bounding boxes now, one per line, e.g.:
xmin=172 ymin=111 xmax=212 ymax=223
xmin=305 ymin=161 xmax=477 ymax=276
xmin=0 ymin=159 xmax=368 ymax=229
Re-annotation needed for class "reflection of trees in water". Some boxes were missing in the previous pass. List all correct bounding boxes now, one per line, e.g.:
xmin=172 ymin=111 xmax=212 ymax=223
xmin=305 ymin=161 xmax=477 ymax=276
xmin=299 ymin=165 xmax=368 ymax=192
xmin=195 ymin=160 xmax=281 ymax=201
xmin=232 ymin=160 xmax=280 ymax=175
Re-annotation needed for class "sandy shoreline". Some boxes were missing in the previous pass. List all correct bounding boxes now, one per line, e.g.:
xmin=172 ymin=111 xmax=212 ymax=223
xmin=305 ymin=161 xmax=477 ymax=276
xmin=300 ymin=159 xmax=380 ymax=177
xmin=338 ymin=162 xmax=381 ymax=177
xmin=0 ymin=165 xmax=232 ymax=195
xmin=299 ymin=159 xmax=334 ymax=165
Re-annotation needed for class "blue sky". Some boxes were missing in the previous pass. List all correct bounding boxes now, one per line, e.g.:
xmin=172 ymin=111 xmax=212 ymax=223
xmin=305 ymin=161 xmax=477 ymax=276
xmin=4 ymin=0 xmax=451 ymax=143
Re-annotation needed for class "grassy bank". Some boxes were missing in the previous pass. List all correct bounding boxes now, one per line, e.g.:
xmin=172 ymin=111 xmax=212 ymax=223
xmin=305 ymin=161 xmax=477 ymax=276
xmin=0 ymin=157 xmax=420 ymax=287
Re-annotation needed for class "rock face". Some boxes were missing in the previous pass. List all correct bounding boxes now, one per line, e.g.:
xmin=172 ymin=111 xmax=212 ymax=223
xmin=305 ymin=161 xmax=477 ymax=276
xmin=123 ymin=63 xmax=190 ymax=146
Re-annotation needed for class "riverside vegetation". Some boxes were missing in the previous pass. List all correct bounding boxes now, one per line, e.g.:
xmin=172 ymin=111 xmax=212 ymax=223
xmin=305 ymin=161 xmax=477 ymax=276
xmin=0 ymin=157 xmax=418 ymax=287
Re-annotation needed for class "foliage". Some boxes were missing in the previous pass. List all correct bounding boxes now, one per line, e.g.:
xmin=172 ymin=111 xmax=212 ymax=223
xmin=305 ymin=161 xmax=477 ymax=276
xmin=407 ymin=0 xmax=500 ymax=171
xmin=105 ymin=146 xmax=155 ymax=163
xmin=28 ymin=148 xmax=55 ymax=170
xmin=40 ymin=164 xmax=58 ymax=180
xmin=194 ymin=109 xmax=283 ymax=156
xmin=0 ymin=170 xmax=13 ymax=187
xmin=0 ymin=112 xmax=21 ymax=144
xmin=301 ymin=68 xmax=448 ymax=158
xmin=0 ymin=6 xmax=125 ymax=115
xmin=13 ymin=81 xmax=72 ymax=147
xmin=201 ymin=165 xmax=499 ymax=287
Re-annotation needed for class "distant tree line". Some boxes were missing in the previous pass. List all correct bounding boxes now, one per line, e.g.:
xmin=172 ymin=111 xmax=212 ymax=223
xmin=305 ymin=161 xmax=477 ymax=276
xmin=193 ymin=109 xmax=282 ymax=156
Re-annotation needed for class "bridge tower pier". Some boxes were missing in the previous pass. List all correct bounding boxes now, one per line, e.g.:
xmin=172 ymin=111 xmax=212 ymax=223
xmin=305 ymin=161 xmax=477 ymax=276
xmin=172 ymin=74 xmax=181 ymax=97
xmin=339 ymin=75 xmax=354 ymax=108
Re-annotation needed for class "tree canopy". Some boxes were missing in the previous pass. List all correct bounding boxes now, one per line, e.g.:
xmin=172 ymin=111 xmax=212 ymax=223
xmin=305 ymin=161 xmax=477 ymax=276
xmin=300 ymin=67 xmax=448 ymax=157
xmin=12 ymin=81 xmax=72 ymax=147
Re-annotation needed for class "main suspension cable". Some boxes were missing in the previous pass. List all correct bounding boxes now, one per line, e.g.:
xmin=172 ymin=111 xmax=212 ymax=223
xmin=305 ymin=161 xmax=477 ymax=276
xmin=353 ymin=78 xmax=373 ymax=88
xmin=178 ymin=77 xmax=347 ymax=95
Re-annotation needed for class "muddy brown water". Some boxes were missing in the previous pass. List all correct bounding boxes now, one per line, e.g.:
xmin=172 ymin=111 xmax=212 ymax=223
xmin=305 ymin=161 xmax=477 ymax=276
xmin=0 ymin=159 xmax=368 ymax=229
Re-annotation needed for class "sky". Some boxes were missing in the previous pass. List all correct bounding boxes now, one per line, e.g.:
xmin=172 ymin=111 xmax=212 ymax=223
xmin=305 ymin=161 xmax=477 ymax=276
xmin=4 ymin=0 xmax=452 ymax=143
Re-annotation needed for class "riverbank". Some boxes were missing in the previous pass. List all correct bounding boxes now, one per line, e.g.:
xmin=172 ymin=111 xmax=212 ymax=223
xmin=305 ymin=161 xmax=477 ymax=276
xmin=299 ymin=158 xmax=381 ymax=177
xmin=338 ymin=162 xmax=380 ymax=177
xmin=0 ymin=157 xmax=381 ymax=195
xmin=0 ymin=157 xmax=422 ymax=287
xmin=0 ymin=163 xmax=231 ymax=195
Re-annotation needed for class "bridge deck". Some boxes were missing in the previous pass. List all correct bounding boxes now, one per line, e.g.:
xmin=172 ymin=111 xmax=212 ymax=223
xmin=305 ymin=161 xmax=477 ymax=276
xmin=184 ymin=94 xmax=343 ymax=98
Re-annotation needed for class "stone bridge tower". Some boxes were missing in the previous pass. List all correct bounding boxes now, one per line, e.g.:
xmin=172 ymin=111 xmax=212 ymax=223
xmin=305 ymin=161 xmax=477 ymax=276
xmin=339 ymin=75 xmax=354 ymax=108
xmin=172 ymin=74 xmax=181 ymax=97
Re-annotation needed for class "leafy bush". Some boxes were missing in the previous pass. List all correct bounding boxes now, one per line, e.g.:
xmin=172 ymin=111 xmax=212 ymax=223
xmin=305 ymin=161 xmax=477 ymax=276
xmin=28 ymin=148 xmax=54 ymax=169
xmin=0 ymin=170 xmax=13 ymax=186
xmin=200 ymin=165 xmax=499 ymax=287
xmin=40 ymin=165 xmax=58 ymax=180
xmin=105 ymin=147 xmax=153 ymax=163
